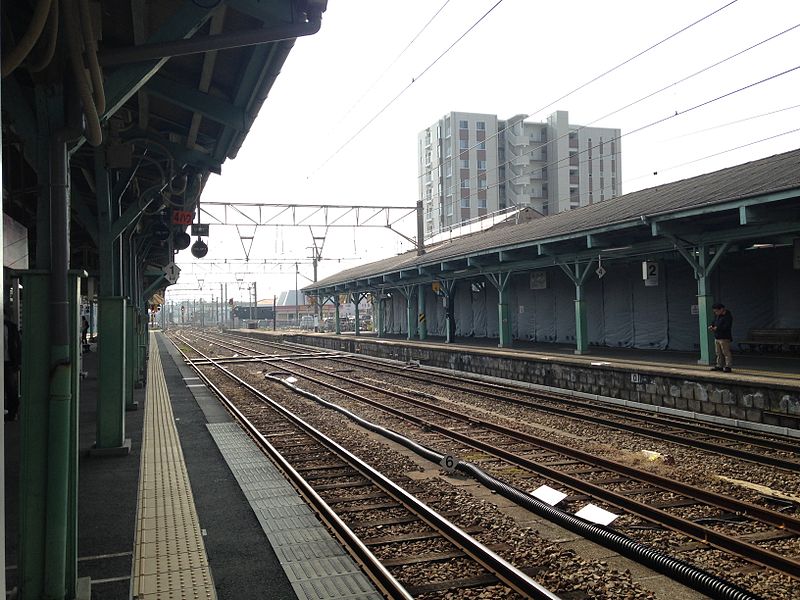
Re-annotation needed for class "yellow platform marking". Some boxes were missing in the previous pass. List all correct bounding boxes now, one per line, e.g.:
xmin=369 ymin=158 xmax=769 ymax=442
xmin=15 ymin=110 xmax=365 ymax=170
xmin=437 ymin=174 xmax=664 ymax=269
xmin=132 ymin=335 xmax=216 ymax=600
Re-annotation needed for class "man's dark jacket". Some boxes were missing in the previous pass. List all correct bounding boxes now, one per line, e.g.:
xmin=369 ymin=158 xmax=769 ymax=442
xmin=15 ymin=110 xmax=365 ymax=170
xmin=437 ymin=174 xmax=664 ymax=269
xmin=712 ymin=310 xmax=733 ymax=340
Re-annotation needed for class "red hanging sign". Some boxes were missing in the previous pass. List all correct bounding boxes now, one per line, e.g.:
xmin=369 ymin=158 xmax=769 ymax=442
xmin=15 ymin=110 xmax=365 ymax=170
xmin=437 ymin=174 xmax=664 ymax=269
xmin=171 ymin=210 xmax=193 ymax=225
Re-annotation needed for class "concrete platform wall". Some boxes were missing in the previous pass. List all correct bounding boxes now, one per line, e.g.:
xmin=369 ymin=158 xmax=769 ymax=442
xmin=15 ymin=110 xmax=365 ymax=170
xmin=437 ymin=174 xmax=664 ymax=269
xmin=243 ymin=331 xmax=800 ymax=432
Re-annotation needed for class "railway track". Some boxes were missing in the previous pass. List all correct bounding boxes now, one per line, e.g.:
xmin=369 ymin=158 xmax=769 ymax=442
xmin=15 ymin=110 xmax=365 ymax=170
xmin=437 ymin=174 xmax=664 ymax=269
xmin=172 ymin=329 xmax=800 ymax=599
xmin=220 ymin=331 xmax=800 ymax=472
xmin=171 ymin=335 xmax=562 ymax=599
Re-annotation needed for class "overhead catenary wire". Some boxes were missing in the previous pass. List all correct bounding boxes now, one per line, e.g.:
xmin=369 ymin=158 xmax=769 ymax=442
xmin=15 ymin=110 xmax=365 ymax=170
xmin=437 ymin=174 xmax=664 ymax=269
xmin=658 ymin=102 xmax=800 ymax=143
xmin=438 ymin=61 xmax=800 ymax=216
xmin=334 ymin=0 xmax=452 ymax=127
xmin=424 ymin=0 xmax=745 ymax=195
xmin=310 ymin=0 xmax=506 ymax=177
xmin=435 ymin=21 xmax=800 ymax=208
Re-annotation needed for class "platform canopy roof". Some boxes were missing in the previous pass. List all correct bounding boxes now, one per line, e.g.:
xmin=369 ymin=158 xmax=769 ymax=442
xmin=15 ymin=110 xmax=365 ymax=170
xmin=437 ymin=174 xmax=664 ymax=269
xmin=304 ymin=148 xmax=800 ymax=295
xmin=2 ymin=0 xmax=325 ymax=281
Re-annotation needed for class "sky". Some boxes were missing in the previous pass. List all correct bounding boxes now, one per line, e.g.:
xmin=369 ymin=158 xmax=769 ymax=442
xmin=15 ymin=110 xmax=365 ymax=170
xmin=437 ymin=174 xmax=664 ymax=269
xmin=167 ymin=0 xmax=800 ymax=304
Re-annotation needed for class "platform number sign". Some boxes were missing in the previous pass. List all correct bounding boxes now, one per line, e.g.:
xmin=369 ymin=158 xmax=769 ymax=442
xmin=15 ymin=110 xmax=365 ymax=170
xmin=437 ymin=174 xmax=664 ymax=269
xmin=439 ymin=454 xmax=459 ymax=474
xmin=642 ymin=261 xmax=659 ymax=287
xmin=163 ymin=261 xmax=181 ymax=284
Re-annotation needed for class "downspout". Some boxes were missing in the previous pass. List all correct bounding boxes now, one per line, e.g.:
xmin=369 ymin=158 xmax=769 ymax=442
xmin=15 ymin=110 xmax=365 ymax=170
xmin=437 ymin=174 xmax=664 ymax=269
xmin=43 ymin=135 xmax=71 ymax=599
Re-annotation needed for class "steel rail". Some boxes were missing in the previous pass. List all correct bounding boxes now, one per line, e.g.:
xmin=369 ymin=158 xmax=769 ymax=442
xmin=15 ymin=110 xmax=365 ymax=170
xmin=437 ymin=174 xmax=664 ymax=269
xmin=265 ymin=357 xmax=800 ymax=581
xmin=168 ymin=338 xmax=414 ymax=600
xmin=178 ymin=332 xmax=800 ymax=579
xmin=340 ymin=354 xmax=800 ymax=470
xmin=223 ymin=331 xmax=800 ymax=467
xmin=172 ymin=334 xmax=563 ymax=600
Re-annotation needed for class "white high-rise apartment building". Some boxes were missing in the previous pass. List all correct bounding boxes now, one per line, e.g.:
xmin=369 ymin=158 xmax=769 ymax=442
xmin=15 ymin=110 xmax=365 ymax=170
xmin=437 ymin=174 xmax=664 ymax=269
xmin=418 ymin=110 xmax=621 ymax=238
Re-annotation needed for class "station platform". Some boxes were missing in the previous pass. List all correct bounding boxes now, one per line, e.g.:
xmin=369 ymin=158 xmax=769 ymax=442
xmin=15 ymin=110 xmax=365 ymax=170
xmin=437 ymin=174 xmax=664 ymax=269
xmin=235 ymin=328 xmax=800 ymax=431
xmin=4 ymin=332 xmax=380 ymax=600
xmin=268 ymin=329 xmax=800 ymax=385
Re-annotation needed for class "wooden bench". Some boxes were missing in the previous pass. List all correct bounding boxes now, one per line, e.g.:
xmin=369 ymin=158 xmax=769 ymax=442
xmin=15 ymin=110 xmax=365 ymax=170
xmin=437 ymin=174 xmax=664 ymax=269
xmin=738 ymin=329 xmax=800 ymax=353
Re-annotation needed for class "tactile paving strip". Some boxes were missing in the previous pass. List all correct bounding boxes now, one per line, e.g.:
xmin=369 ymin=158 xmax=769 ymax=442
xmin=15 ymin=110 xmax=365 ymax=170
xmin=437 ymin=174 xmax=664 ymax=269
xmin=208 ymin=423 xmax=383 ymax=600
xmin=132 ymin=336 xmax=216 ymax=600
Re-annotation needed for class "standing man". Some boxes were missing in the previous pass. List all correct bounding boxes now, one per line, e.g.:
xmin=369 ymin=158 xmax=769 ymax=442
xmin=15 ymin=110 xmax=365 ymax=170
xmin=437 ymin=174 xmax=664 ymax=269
xmin=709 ymin=302 xmax=733 ymax=373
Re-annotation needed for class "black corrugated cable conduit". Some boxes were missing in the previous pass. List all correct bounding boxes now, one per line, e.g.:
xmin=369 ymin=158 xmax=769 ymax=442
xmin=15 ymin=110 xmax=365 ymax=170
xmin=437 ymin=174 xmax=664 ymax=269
xmin=266 ymin=373 xmax=762 ymax=600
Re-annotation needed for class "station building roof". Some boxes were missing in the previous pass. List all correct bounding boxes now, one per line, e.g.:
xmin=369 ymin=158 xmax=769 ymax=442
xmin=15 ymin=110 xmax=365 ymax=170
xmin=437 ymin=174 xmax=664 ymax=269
xmin=304 ymin=147 xmax=800 ymax=295
xmin=2 ymin=0 xmax=325 ymax=288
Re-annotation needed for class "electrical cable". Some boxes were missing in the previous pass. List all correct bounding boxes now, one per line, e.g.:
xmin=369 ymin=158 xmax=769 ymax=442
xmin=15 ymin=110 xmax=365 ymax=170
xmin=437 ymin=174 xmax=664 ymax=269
xmin=457 ymin=122 xmax=800 ymax=220
xmin=435 ymin=22 xmax=800 ymax=210
xmin=420 ymin=0 xmax=744 ymax=195
xmin=63 ymin=0 xmax=103 ymax=146
xmin=658 ymin=102 xmax=800 ymax=143
xmin=522 ymin=0 xmax=740 ymax=128
xmin=78 ymin=0 xmax=106 ymax=114
xmin=335 ymin=0 xmax=452 ymax=127
xmin=1 ymin=0 xmax=52 ymax=78
xmin=437 ymin=61 xmax=800 ymax=217
xmin=25 ymin=0 xmax=58 ymax=73
xmin=624 ymin=126 xmax=800 ymax=187
xmin=311 ymin=0 xmax=506 ymax=177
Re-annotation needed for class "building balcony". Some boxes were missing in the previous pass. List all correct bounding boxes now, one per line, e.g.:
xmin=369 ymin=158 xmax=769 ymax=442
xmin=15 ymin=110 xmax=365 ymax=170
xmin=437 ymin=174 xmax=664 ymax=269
xmin=510 ymin=154 xmax=529 ymax=167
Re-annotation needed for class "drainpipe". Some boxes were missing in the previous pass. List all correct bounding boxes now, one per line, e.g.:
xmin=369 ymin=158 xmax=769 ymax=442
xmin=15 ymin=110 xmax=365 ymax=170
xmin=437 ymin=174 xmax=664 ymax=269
xmin=43 ymin=136 xmax=71 ymax=599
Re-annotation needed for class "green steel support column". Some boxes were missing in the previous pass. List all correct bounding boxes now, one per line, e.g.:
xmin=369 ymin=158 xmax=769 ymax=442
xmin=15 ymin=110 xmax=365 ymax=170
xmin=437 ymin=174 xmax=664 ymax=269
xmin=445 ymin=280 xmax=456 ymax=344
xmin=126 ymin=304 xmax=138 ymax=410
xmin=697 ymin=246 xmax=714 ymax=365
xmin=95 ymin=297 xmax=128 ymax=451
xmin=19 ymin=272 xmax=50 ymax=599
xmin=417 ymin=285 xmax=427 ymax=340
xmin=403 ymin=286 xmax=416 ymax=341
xmin=138 ymin=308 xmax=147 ymax=387
xmin=376 ymin=297 xmax=384 ymax=338
xmin=95 ymin=146 xmax=129 ymax=452
xmin=575 ymin=285 xmax=588 ymax=355
xmin=334 ymin=297 xmax=341 ymax=334
xmin=498 ymin=286 xmax=511 ymax=348
xmin=486 ymin=273 xmax=512 ymax=348
xmin=44 ymin=135 xmax=73 ymax=600
xmin=66 ymin=272 xmax=84 ymax=596
xmin=557 ymin=260 xmax=595 ymax=356
xmin=353 ymin=293 xmax=361 ymax=336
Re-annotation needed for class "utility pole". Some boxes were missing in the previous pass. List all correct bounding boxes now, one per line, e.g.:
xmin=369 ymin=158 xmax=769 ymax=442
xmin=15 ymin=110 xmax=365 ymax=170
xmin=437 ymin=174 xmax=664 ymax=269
xmin=253 ymin=281 xmax=258 ymax=324
xmin=295 ymin=262 xmax=299 ymax=326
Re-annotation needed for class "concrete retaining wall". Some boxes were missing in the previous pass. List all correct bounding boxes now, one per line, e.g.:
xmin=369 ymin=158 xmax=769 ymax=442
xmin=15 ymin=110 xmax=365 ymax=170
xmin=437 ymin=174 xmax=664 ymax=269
xmin=240 ymin=331 xmax=800 ymax=432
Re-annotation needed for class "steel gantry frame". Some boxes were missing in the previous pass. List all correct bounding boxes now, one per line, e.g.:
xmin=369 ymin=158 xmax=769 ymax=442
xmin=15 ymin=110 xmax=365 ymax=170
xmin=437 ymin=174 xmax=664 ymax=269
xmin=198 ymin=201 xmax=420 ymax=243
